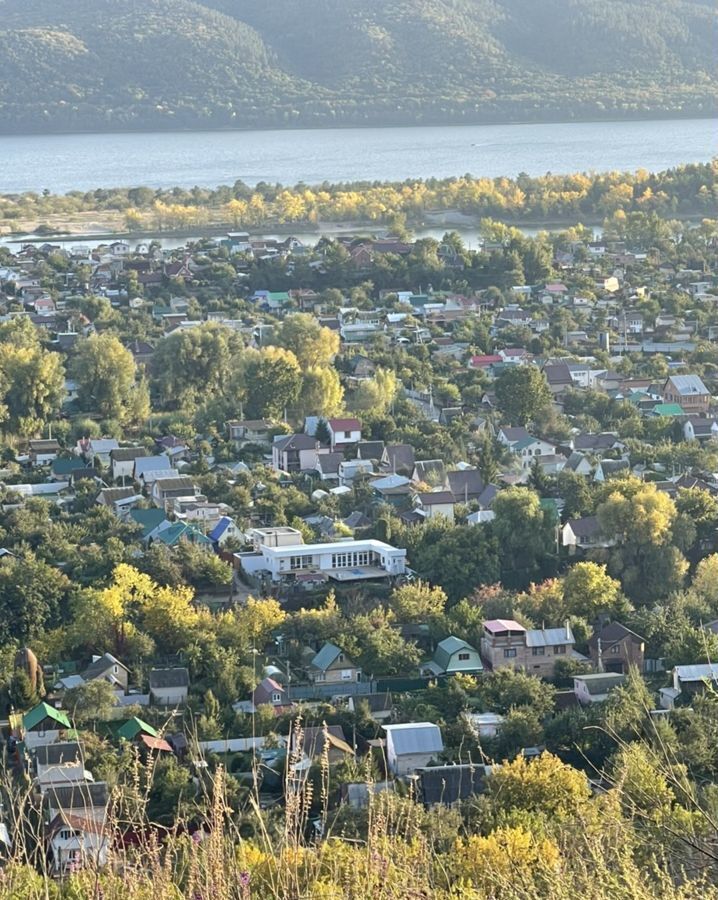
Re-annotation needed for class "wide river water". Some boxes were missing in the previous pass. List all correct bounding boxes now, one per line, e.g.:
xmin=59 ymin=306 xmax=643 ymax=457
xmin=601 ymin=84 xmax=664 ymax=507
xmin=1 ymin=118 xmax=716 ymax=194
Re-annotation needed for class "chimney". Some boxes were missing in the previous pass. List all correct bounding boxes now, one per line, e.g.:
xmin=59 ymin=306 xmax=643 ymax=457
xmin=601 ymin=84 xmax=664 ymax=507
xmin=596 ymin=637 xmax=604 ymax=673
xmin=565 ymin=619 xmax=571 ymax=642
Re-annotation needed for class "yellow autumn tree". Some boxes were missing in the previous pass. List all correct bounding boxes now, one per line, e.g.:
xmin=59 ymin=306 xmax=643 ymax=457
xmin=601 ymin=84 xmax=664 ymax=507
xmin=453 ymin=827 xmax=561 ymax=896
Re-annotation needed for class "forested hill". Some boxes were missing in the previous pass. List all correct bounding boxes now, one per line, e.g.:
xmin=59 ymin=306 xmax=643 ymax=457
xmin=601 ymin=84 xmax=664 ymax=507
xmin=0 ymin=0 xmax=716 ymax=134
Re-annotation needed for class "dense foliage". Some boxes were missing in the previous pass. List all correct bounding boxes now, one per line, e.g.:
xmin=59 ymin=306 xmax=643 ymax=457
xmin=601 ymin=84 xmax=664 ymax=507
xmin=0 ymin=0 xmax=715 ymax=133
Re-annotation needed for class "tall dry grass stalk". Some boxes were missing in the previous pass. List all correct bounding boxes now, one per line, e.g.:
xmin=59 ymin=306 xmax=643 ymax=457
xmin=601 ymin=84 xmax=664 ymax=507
xmin=0 ymin=712 xmax=716 ymax=899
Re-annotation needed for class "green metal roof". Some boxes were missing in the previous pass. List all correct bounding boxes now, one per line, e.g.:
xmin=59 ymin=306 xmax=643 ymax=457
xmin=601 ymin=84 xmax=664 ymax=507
xmin=651 ymin=403 xmax=684 ymax=417
xmin=433 ymin=636 xmax=478 ymax=672
xmin=117 ymin=717 xmax=158 ymax=741
xmin=23 ymin=702 xmax=70 ymax=732
xmin=129 ymin=508 xmax=167 ymax=539
xmin=153 ymin=522 xmax=212 ymax=546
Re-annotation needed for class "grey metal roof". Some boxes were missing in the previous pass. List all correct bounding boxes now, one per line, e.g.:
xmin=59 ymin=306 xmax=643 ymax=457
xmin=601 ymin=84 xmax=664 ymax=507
xmin=149 ymin=667 xmax=189 ymax=689
xmin=667 ymin=374 xmax=709 ymax=396
xmin=574 ymin=673 xmax=626 ymax=695
xmin=674 ymin=663 xmax=718 ymax=682
xmin=526 ymin=626 xmax=574 ymax=648
xmin=45 ymin=782 xmax=109 ymax=810
xmin=310 ymin=642 xmax=343 ymax=672
xmin=82 ymin=653 xmax=128 ymax=680
xmin=383 ymin=723 xmax=443 ymax=756
xmin=34 ymin=742 xmax=82 ymax=766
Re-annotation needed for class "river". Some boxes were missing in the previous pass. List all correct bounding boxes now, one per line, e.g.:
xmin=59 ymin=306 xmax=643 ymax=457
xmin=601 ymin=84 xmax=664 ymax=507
xmin=1 ymin=118 xmax=715 ymax=195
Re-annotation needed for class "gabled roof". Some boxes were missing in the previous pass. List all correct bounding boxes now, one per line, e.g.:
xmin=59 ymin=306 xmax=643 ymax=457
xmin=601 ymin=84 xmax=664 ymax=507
xmin=82 ymin=653 xmax=128 ymax=681
xmin=310 ymin=642 xmax=345 ymax=672
xmin=483 ymin=619 xmax=525 ymax=634
xmin=383 ymin=723 xmax=443 ymax=756
xmin=298 ymin=725 xmax=353 ymax=758
xmin=666 ymin=374 xmax=709 ymax=396
xmin=117 ymin=717 xmax=159 ymax=741
xmin=153 ymin=522 xmax=211 ymax=546
xmin=34 ymin=741 xmax=82 ymax=767
xmin=149 ymin=667 xmax=190 ymax=689
xmin=499 ymin=426 xmax=531 ymax=443
xmin=447 ymin=469 xmax=484 ymax=500
xmin=274 ymin=433 xmax=319 ymax=452
xmin=111 ymin=446 xmax=149 ymax=462
xmin=673 ymin=663 xmax=718 ymax=683
xmin=45 ymin=782 xmax=109 ymax=811
xmin=23 ymin=702 xmax=71 ymax=732
xmin=433 ymin=636 xmax=479 ymax=671
xmin=565 ymin=516 xmax=601 ymax=537
xmin=208 ymin=516 xmax=234 ymax=542
xmin=129 ymin=508 xmax=168 ymax=538
xmin=381 ymin=444 xmax=415 ymax=473
xmin=588 ymin=622 xmax=645 ymax=649
xmin=328 ymin=418 xmax=361 ymax=432
xmin=317 ymin=452 xmax=343 ymax=474
xmin=416 ymin=491 xmax=455 ymax=506
xmin=356 ymin=441 xmax=385 ymax=460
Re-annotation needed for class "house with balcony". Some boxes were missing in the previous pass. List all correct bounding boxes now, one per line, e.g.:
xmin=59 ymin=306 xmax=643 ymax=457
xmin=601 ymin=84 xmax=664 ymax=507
xmin=481 ymin=619 xmax=577 ymax=678
xmin=227 ymin=419 xmax=273 ymax=447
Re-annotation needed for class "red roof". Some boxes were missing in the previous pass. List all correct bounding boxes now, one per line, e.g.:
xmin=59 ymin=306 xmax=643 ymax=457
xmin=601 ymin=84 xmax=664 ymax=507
xmin=470 ymin=355 xmax=502 ymax=368
xmin=328 ymin=418 xmax=361 ymax=431
xmin=139 ymin=734 xmax=173 ymax=752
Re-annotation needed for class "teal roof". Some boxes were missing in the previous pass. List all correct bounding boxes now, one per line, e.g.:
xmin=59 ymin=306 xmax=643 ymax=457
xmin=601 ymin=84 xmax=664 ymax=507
xmin=129 ymin=508 xmax=167 ymax=539
xmin=117 ymin=717 xmax=158 ymax=741
xmin=432 ymin=636 xmax=481 ymax=673
xmin=51 ymin=457 xmax=80 ymax=475
xmin=268 ymin=291 xmax=290 ymax=302
xmin=651 ymin=403 xmax=684 ymax=417
xmin=23 ymin=702 xmax=70 ymax=732
xmin=154 ymin=522 xmax=212 ymax=546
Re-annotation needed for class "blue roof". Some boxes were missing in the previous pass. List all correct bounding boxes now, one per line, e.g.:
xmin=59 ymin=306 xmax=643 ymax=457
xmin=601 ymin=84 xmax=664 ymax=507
xmin=208 ymin=516 xmax=232 ymax=542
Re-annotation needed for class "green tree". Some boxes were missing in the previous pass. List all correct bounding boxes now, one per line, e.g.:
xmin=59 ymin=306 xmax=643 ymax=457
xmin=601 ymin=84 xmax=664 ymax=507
xmin=243 ymin=347 xmax=302 ymax=418
xmin=494 ymin=366 xmax=551 ymax=426
xmin=562 ymin=562 xmax=631 ymax=621
xmin=596 ymin=480 xmax=688 ymax=603
xmin=477 ymin=667 xmax=556 ymax=718
xmin=300 ymin=366 xmax=344 ymax=417
xmin=71 ymin=334 xmax=141 ymax=423
xmin=491 ymin=487 xmax=555 ymax=589
xmin=353 ymin=367 xmax=398 ymax=415
xmin=486 ymin=752 xmax=590 ymax=817
xmin=153 ymin=323 xmax=243 ymax=410
xmin=389 ymin=580 xmax=447 ymax=624
xmin=0 ymin=554 xmax=72 ymax=645
xmin=275 ymin=313 xmax=339 ymax=368
xmin=64 ymin=679 xmax=119 ymax=724
xmin=0 ymin=344 xmax=65 ymax=437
